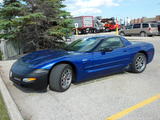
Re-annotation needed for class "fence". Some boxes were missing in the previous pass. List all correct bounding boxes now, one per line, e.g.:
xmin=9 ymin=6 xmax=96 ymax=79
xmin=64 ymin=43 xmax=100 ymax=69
xmin=0 ymin=39 xmax=22 ymax=60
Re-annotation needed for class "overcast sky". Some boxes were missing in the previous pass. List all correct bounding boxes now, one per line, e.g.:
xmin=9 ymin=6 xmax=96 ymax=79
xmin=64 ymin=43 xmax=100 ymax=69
xmin=64 ymin=0 xmax=160 ymax=19
xmin=0 ymin=0 xmax=159 ymax=19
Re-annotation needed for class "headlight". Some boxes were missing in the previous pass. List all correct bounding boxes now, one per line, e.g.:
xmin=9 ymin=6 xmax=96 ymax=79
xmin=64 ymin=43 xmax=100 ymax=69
xmin=33 ymin=69 xmax=49 ymax=74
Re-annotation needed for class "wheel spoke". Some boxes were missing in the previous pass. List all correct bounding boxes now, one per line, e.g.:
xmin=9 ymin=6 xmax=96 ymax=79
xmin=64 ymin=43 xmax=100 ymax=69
xmin=135 ymin=55 xmax=146 ymax=72
xmin=61 ymin=68 xmax=72 ymax=89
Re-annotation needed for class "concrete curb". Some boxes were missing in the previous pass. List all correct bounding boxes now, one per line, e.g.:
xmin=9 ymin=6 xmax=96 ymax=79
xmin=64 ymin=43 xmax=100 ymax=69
xmin=0 ymin=74 xmax=24 ymax=120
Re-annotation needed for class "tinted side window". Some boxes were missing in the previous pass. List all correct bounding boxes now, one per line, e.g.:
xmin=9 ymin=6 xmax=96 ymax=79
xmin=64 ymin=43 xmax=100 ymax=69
xmin=95 ymin=37 xmax=124 ymax=51
xmin=142 ymin=24 xmax=149 ymax=28
xmin=133 ymin=24 xmax=141 ymax=29
xmin=126 ymin=25 xmax=133 ymax=29
xmin=150 ymin=24 xmax=157 ymax=28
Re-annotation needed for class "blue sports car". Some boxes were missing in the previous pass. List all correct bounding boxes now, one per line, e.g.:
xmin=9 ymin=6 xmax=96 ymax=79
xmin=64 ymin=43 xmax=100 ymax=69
xmin=10 ymin=35 xmax=154 ymax=92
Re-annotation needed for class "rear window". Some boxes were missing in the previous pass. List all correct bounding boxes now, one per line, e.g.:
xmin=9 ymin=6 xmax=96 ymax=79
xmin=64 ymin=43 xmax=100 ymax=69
xmin=150 ymin=24 xmax=157 ymax=28
xmin=142 ymin=24 xmax=149 ymax=28
xmin=133 ymin=24 xmax=141 ymax=29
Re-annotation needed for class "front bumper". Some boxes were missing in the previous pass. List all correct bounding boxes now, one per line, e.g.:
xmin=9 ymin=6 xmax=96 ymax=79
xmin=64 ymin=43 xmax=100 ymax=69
xmin=10 ymin=69 xmax=49 ymax=90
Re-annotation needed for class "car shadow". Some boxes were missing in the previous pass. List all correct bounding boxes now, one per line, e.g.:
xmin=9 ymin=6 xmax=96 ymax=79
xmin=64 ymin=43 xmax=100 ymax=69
xmin=73 ymin=71 xmax=127 ymax=86
xmin=13 ymin=83 xmax=48 ymax=93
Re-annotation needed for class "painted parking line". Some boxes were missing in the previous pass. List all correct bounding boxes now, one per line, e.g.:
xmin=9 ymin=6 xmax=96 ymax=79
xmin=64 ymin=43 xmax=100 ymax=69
xmin=106 ymin=94 xmax=160 ymax=120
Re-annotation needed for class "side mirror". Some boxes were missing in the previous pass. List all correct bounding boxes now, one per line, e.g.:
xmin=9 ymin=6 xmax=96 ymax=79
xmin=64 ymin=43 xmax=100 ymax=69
xmin=100 ymin=47 xmax=113 ymax=52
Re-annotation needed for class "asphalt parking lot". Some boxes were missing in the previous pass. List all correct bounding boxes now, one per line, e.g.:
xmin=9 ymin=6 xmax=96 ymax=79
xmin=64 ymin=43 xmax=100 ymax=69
xmin=0 ymin=35 xmax=160 ymax=120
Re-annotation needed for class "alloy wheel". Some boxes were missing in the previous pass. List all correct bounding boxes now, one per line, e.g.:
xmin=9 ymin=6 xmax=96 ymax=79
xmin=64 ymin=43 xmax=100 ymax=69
xmin=61 ymin=68 xmax=72 ymax=89
xmin=135 ymin=55 xmax=146 ymax=72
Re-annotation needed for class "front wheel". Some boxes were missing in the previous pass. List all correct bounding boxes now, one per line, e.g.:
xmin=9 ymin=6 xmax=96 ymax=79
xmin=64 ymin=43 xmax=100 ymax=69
xmin=119 ymin=32 xmax=125 ymax=36
xmin=49 ymin=64 xmax=73 ymax=92
xmin=129 ymin=53 xmax=147 ymax=73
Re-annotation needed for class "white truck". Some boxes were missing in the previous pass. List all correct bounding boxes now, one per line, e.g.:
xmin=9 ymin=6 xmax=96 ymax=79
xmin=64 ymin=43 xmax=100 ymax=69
xmin=73 ymin=16 xmax=105 ymax=34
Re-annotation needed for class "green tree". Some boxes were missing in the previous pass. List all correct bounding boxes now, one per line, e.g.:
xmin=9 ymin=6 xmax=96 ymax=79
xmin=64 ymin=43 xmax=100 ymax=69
xmin=0 ymin=0 xmax=73 ymax=53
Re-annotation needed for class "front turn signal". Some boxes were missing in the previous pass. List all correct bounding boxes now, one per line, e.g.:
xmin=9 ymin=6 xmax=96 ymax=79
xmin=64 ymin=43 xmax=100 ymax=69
xmin=23 ymin=78 xmax=37 ymax=82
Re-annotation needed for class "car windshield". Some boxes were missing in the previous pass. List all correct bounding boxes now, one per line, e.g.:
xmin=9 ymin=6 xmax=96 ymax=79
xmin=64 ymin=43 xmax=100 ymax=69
xmin=65 ymin=37 xmax=100 ymax=52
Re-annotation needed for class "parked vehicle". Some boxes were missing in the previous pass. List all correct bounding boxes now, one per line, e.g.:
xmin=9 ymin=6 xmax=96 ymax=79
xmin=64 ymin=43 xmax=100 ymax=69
xmin=93 ymin=16 xmax=105 ymax=33
xmin=101 ymin=18 xmax=121 ymax=32
xmin=10 ymin=35 xmax=154 ymax=92
xmin=119 ymin=23 xmax=159 ymax=37
xmin=73 ymin=16 xmax=120 ymax=34
xmin=73 ymin=16 xmax=94 ymax=34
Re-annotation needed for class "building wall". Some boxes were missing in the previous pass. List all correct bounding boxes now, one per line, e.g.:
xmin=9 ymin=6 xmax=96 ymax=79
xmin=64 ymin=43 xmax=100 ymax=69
xmin=130 ymin=15 xmax=160 ymax=24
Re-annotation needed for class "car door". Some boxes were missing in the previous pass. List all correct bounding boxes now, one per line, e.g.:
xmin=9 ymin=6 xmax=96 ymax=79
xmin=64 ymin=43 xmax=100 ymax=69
xmin=142 ymin=23 xmax=149 ymax=31
xmin=125 ymin=25 xmax=133 ymax=35
xmin=131 ymin=24 xmax=141 ymax=35
xmin=90 ymin=37 xmax=130 ymax=74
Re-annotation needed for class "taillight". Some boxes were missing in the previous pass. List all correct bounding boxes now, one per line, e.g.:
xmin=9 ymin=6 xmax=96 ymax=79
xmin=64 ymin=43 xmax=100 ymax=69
xmin=148 ymin=27 xmax=151 ymax=31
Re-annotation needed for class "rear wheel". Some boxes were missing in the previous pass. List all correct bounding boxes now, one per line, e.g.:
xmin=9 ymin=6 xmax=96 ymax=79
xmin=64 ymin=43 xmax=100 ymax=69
xmin=105 ymin=28 xmax=110 ymax=32
xmin=130 ymin=53 xmax=147 ymax=73
xmin=140 ymin=32 xmax=147 ymax=37
xmin=49 ymin=64 xmax=73 ymax=92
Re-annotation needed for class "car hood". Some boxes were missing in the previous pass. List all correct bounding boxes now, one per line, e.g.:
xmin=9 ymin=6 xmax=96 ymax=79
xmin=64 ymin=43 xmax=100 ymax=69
xmin=20 ymin=49 xmax=73 ymax=67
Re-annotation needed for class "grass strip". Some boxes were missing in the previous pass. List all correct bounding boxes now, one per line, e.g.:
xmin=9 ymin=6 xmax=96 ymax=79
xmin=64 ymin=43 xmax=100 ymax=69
xmin=0 ymin=92 xmax=10 ymax=120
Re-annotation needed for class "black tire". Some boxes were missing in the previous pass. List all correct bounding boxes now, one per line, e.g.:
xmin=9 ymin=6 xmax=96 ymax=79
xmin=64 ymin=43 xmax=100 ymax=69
xmin=119 ymin=32 xmax=125 ymax=36
xmin=105 ymin=28 xmax=110 ymax=32
xmin=140 ymin=32 xmax=147 ymax=37
xmin=129 ymin=53 xmax=147 ymax=73
xmin=49 ymin=64 xmax=73 ymax=92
